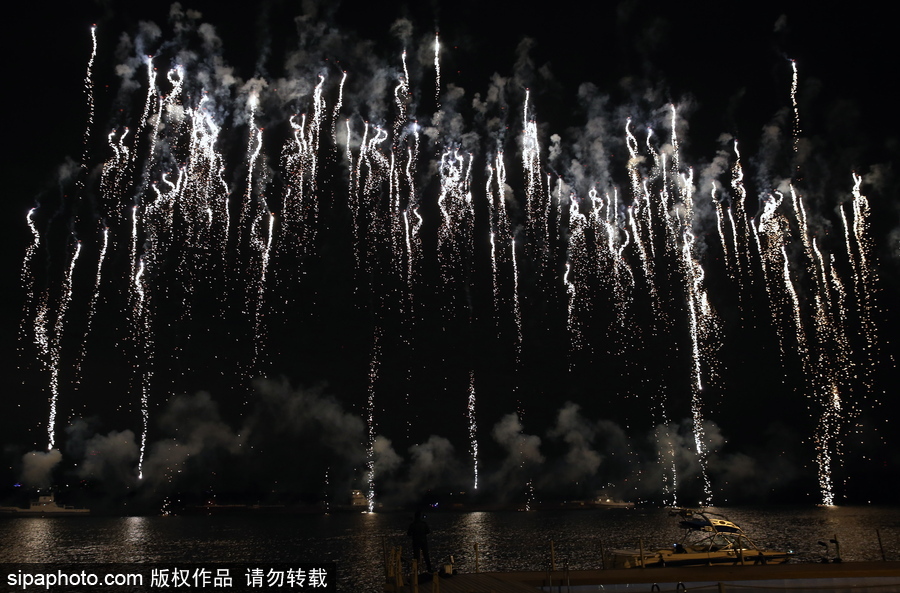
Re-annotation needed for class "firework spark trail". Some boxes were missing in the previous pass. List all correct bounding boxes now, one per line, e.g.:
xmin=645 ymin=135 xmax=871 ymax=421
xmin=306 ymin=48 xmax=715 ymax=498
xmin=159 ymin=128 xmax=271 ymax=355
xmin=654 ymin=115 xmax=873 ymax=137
xmin=756 ymin=192 xmax=789 ymax=355
xmin=58 ymin=25 xmax=99 ymax=394
xmin=81 ymin=26 xmax=97 ymax=150
xmin=345 ymin=119 xmax=362 ymax=271
xmin=364 ymin=125 xmax=391 ymax=274
xmin=131 ymin=174 xmax=180 ymax=480
xmin=849 ymin=173 xmax=880 ymax=390
xmin=365 ymin=326 xmax=382 ymax=512
xmin=712 ymin=184 xmax=732 ymax=274
xmin=545 ymin=172 xmax=554 ymax=251
xmin=21 ymin=209 xmax=42 ymax=349
xmin=399 ymin=121 xmax=423 ymax=293
xmin=682 ymin=229 xmax=713 ymax=505
xmin=642 ymin=106 xmax=719 ymax=504
xmin=811 ymin=240 xmax=850 ymax=506
xmin=634 ymin=123 xmax=684 ymax=501
xmin=828 ymin=253 xmax=855 ymax=423
xmin=176 ymin=96 xmax=229 ymax=327
xmin=395 ymin=53 xmax=410 ymax=141
xmin=485 ymin=152 xmax=513 ymax=329
xmin=130 ymin=205 xmax=139 ymax=305
xmin=655 ymin=152 xmax=680 ymax=262
xmin=563 ymin=261 xmax=576 ymax=355
xmin=280 ymin=75 xmax=325 ymax=256
xmin=673 ymin=123 xmax=718 ymax=503
xmin=405 ymin=141 xmax=423 ymax=288
xmin=436 ymin=150 xmax=474 ymax=303
xmin=588 ymin=187 xmax=632 ymax=330
xmin=99 ymin=128 xmax=132 ymax=254
xmin=643 ymin=130 xmax=660 ymax=259
xmin=390 ymin=62 xmax=415 ymax=283
xmin=521 ymin=91 xmax=549 ymax=265
xmin=133 ymin=257 xmax=153 ymax=480
xmin=74 ymin=226 xmax=108 ymax=387
xmin=840 ymin=202 xmax=857 ymax=294
xmin=770 ymin=232 xmax=834 ymax=504
xmin=345 ymin=116 xmax=397 ymax=511
xmin=800 ymin=174 xmax=881 ymax=503
xmin=134 ymin=59 xmax=164 ymax=215
xmin=780 ymin=242 xmax=808 ymax=369
xmin=433 ymin=33 xmax=441 ymax=106
xmin=125 ymin=63 xmax=188 ymax=477
xmin=790 ymin=184 xmax=813 ymax=258
xmin=467 ymin=370 xmax=478 ymax=489
xmin=46 ymin=240 xmax=82 ymax=450
xmin=32 ymin=292 xmax=51 ymax=377
xmin=251 ymin=212 xmax=276 ymax=368
xmin=331 ymin=71 xmax=347 ymax=142
xmin=281 ymin=115 xmax=304 ymax=237
xmin=784 ymin=180 xmax=857 ymax=505
xmin=389 ymin=62 xmax=422 ymax=439
xmin=486 ymin=165 xmax=498 ymax=319
xmin=623 ymin=120 xmax=680 ymax=500
xmin=511 ymin=235 xmax=523 ymax=356
xmin=625 ymin=120 xmax=659 ymax=311
xmin=729 ymin=141 xmax=749 ymax=284
xmin=790 ymin=60 xmax=801 ymax=162
xmin=70 ymin=25 xmax=99 ymax=230
xmin=346 ymin=118 xmax=367 ymax=272
xmin=389 ymin=138 xmax=402 ymax=281
xmin=242 ymin=98 xmax=271 ymax=373
xmin=239 ymin=94 xmax=264 ymax=247
xmin=277 ymin=76 xmax=327 ymax=330
xmin=616 ymin=227 xmax=634 ymax=293
xmin=565 ymin=197 xmax=587 ymax=359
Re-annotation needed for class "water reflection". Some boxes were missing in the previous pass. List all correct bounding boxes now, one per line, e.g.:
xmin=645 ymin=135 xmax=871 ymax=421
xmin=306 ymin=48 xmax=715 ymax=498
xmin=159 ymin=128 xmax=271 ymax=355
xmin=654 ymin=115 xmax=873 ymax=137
xmin=120 ymin=516 xmax=151 ymax=562
xmin=3 ymin=518 xmax=57 ymax=562
xmin=0 ymin=506 xmax=896 ymax=591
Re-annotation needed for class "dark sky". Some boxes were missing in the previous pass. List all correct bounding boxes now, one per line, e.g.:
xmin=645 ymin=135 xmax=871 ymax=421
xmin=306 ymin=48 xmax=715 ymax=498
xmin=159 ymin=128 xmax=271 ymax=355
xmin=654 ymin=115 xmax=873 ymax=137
xmin=2 ymin=0 xmax=898 ymax=511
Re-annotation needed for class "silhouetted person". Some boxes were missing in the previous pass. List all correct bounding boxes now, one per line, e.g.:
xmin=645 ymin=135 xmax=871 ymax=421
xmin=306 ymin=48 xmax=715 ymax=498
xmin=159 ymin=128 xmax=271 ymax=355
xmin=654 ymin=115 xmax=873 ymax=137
xmin=407 ymin=510 xmax=433 ymax=573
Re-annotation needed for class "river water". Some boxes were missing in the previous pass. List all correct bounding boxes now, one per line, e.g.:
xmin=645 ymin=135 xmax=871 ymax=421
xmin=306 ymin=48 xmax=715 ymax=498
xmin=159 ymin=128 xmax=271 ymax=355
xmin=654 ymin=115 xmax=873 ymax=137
xmin=1 ymin=506 xmax=898 ymax=591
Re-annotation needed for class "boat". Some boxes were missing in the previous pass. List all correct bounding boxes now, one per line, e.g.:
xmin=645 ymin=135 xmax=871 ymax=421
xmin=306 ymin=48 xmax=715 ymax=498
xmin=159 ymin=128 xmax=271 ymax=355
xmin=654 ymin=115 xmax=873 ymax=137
xmin=603 ymin=508 xmax=792 ymax=568
xmin=593 ymin=496 xmax=635 ymax=509
xmin=0 ymin=494 xmax=90 ymax=516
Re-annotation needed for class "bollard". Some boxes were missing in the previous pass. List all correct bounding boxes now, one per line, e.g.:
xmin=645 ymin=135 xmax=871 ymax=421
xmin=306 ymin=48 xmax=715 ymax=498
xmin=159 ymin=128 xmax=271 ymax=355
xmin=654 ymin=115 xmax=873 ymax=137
xmin=396 ymin=547 xmax=404 ymax=588
xmin=474 ymin=541 xmax=480 ymax=573
xmin=639 ymin=538 xmax=645 ymax=568
xmin=386 ymin=546 xmax=394 ymax=580
xmin=411 ymin=559 xmax=418 ymax=593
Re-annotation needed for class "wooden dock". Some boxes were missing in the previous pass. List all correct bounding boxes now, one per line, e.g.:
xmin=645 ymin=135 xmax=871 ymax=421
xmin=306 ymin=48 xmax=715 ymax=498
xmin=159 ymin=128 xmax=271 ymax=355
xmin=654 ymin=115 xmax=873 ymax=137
xmin=384 ymin=561 xmax=900 ymax=592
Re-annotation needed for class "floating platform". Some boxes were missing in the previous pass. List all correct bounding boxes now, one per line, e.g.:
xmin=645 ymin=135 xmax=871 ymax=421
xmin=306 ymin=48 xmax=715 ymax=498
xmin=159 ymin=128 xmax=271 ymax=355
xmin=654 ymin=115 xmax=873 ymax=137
xmin=385 ymin=561 xmax=900 ymax=592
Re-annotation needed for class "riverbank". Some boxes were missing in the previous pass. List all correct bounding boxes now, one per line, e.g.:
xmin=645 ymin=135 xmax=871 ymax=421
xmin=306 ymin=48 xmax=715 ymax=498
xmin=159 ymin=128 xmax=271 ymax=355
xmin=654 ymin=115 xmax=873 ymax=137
xmin=386 ymin=561 xmax=900 ymax=592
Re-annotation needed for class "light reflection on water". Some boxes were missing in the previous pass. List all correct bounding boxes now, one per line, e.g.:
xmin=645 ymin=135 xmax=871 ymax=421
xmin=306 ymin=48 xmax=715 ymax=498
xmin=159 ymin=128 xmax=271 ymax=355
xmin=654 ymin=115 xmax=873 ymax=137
xmin=1 ymin=506 xmax=897 ymax=591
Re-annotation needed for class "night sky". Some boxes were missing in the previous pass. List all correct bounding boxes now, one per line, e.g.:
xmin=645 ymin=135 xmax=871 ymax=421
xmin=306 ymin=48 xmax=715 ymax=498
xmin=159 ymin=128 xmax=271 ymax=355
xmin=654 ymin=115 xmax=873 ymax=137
xmin=2 ymin=0 xmax=898 ymax=512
